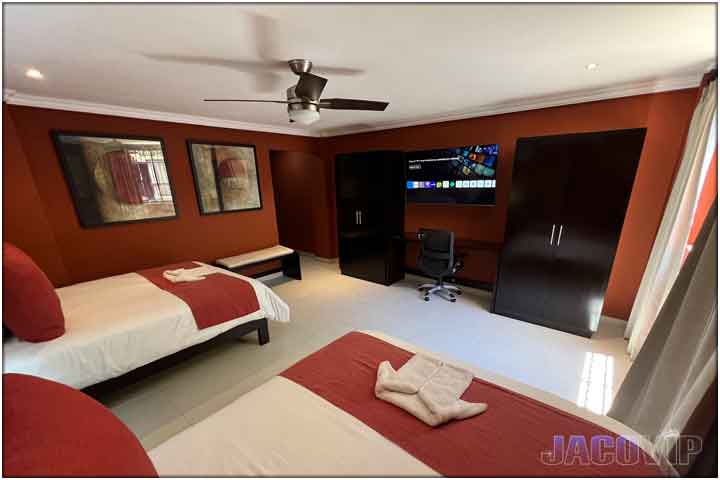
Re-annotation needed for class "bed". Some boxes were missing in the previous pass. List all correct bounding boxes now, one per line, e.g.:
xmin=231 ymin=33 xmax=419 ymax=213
xmin=3 ymin=262 xmax=289 ymax=390
xmin=149 ymin=331 xmax=669 ymax=477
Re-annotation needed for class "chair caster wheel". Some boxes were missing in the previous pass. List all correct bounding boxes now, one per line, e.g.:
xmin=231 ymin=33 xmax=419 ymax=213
xmin=424 ymin=296 xmax=430 ymax=302
xmin=456 ymin=291 xmax=462 ymax=296
xmin=451 ymin=298 xmax=457 ymax=302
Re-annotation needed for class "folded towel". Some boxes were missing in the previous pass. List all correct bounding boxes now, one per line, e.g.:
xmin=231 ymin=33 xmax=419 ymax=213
xmin=162 ymin=266 xmax=214 ymax=283
xmin=418 ymin=363 xmax=487 ymax=421
xmin=375 ymin=354 xmax=487 ymax=427
xmin=376 ymin=354 xmax=443 ymax=394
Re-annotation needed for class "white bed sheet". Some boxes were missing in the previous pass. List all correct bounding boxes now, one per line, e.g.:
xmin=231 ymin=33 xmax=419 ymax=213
xmin=149 ymin=330 xmax=669 ymax=477
xmin=3 ymin=263 xmax=289 ymax=389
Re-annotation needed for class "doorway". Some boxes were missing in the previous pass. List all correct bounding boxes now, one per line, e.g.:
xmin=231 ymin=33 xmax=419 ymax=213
xmin=269 ymin=150 xmax=323 ymax=255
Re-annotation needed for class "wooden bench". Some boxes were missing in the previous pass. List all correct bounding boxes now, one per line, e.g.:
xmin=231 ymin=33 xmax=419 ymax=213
xmin=216 ymin=245 xmax=302 ymax=280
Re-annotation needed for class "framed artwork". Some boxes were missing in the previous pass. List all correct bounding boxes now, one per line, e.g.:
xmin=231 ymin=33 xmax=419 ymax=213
xmin=52 ymin=132 xmax=178 ymax=228
xmin=187 ymin=140 xmax=262 ymax=215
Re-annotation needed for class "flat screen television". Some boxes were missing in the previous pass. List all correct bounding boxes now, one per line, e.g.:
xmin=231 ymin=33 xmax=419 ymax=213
xmin=406 ymin=144 xmax=499 ymax=205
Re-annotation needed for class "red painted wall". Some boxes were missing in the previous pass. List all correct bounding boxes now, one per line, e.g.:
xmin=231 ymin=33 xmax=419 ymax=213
xmin=4 ymin=88 xmax=699 ymax=320
xmin=4 ymin=104 xmax=322 ymax=285
xmin=3 ymin=106 xmax=70 ymax=285
xmin=322 ymin=89 xmax=698 ymax=319
xmin=688 ymin=148 xmax=718 ymax=246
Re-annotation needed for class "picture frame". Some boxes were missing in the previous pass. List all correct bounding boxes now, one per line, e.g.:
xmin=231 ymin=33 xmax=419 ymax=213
xmin=186 ymin=140 xmax=262 ymax=215
xmin=51 ymin=131 xmax=179 ymax=228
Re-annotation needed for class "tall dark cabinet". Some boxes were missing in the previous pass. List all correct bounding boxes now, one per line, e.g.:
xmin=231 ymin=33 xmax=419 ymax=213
xmin=336 ymin=151 xmax=405 ymax=285
xmin=493 ymin=129 xmax=646 ymax=337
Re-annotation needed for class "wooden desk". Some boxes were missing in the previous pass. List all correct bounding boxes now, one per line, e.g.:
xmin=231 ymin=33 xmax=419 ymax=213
xmin=402 ymin=232 xmax=503 ymax=291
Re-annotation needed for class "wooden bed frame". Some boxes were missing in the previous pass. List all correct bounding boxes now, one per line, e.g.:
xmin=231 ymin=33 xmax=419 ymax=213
xmin=83 ymin=318 xmax=269 ymax=398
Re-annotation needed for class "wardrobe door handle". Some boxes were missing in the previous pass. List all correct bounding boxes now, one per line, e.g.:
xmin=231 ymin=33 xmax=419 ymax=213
xmin=359 ymin=211 xmax=363 ymax=225
xmin=549 ymin=224 xmax=556 ymax=245
xmin=557 ymin=225 xmax=564 ymax=246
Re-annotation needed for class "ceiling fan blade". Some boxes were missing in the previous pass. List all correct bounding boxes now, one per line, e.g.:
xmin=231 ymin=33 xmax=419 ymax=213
xmin=295 ymin=73 xmax=328 ymax=101
xmin=318 ymin=98 xmax=389 ymax=111
xmin=247 ymin=13 xmax=286 ymax=92
xmin=204 ymin=99 xmax=289 ymax=103
xmin=251 ymin=13 xmax=278 ymax=62
xmin=142 ymin=53 xmax=285 ymax=72
xmin=311 ymin=65 xmax=365 ymax=76
xmin=142 ymin=53 xmax=286 ymax=93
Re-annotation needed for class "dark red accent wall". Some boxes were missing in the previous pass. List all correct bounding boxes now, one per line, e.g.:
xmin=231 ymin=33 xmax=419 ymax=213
xmin=3 ymin=107 xmax=70 ymax=285
xmin=322 ymin=89 xmax=699 ymax=319
xmin=4 ymin=104 xmax=322 ymax=285
xmin=3 ymin=88 xmax=699 ymax=320
xmin=688 ymin=148 xmax=717 ymax=246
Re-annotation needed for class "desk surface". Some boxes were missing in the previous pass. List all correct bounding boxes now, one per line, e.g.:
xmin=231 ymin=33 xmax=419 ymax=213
xmin=402 ymin=232 xmax=502 ymax=251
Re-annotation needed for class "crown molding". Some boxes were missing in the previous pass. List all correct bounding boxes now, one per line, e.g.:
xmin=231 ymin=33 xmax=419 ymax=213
xmin=4 ymin=73 xmax=703 ymax=139
xmin=315 ymin=74 xmax=703 ymax=137
xmin=2 ymin=90 xmax=318 ymax=137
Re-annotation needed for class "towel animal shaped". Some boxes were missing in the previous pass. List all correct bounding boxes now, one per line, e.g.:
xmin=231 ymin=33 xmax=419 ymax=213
xmin=162 ymin=266 xmax=214 ymax=284
xmin=375 ymin=354 xmax=487 ymax=427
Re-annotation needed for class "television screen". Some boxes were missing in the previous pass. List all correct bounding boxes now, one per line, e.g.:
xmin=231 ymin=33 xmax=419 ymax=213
xmin=406 ymin=144 xmax=499 ymax=205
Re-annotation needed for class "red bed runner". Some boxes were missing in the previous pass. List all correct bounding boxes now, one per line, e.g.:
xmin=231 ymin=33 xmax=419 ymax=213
xmin=281 ymin=332 xmax=662 ymax=477
xmin=137 ymin=262 xmax=260 ymax=330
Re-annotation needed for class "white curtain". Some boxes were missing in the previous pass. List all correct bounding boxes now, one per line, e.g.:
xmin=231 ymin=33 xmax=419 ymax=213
xmin=624 ymin=80 xmax=717 ymax=358
xmin=609 ymin=201 xmax=717 ymax=472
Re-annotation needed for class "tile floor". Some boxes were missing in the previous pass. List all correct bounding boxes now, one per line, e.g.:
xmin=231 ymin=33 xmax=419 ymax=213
xmin=98 ymin=255 xmax=631 ymax=449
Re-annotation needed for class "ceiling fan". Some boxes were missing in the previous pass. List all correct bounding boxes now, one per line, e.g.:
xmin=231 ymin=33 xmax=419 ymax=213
xmin=204 ymin=58 xmax=389 ymax=125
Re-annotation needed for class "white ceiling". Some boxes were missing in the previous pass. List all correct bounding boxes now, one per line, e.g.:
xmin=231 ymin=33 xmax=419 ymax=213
xmin=3 ymin=3 xmax=717 ymax=137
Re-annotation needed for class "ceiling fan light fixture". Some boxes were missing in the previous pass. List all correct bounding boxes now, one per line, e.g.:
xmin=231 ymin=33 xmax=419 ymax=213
xmin=288 ymin=104 xmax=320 ymax=125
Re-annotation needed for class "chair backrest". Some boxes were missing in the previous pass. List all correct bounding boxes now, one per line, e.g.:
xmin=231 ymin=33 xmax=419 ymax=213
xmin=417 ymin=229 xmax=455 ymax=278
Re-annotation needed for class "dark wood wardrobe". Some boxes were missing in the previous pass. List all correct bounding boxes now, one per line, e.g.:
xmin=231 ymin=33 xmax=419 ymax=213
xmin=493 ymin=129 xmax=646 ymax=337
xmin=335 ymin=151 xmax=405 ymax=285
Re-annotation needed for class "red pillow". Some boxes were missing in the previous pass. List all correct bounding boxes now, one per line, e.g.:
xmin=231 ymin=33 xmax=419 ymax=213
xmin=3 ymin=243 xmax=65 ymax=342
xmin=3 ymin=373 xmax=158 ymax=477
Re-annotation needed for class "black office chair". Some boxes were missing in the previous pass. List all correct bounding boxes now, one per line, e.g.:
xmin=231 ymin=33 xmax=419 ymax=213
xmin=416 ymin=229 xmax=463 ymax=302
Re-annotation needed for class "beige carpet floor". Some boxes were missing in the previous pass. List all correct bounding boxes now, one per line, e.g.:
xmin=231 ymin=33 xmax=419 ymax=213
xmin=97 ymin=255 xmax=631 ymax=450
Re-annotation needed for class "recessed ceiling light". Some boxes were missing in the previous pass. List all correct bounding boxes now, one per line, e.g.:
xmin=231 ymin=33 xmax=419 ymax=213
xmin=585 ymin=63 xmax=599 ymax=71
xmin=25 ymin=68 xmax=44 ymax=79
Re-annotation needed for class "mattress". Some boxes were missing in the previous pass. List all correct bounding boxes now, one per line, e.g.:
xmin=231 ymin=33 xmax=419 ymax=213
xmin=149 ymin=331 xmax=669 ymax=476
xmin=3 ymin=263 xmax=289 ymax=389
